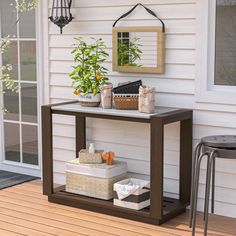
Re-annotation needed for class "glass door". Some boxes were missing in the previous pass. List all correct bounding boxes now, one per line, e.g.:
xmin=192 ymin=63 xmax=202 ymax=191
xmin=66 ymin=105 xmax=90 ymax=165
xmin=0 ymin=0 xmax=40 ymax=176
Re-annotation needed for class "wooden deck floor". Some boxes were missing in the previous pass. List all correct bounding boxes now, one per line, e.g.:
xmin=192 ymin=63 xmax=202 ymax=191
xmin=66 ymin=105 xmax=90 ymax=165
xmin=0 ymin=180 xmax=236 ymax=236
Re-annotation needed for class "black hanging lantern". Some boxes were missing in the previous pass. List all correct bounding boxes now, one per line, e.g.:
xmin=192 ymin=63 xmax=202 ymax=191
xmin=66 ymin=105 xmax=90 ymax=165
xmin=49 ymin=0 xmax=73 ymax=34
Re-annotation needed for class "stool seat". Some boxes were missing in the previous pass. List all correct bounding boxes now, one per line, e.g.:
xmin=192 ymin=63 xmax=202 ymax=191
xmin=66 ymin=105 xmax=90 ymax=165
xmin=204 ymin=146 xmax=236 ymax=159
xmin=201 ymin=135 xmax=236 ymax=148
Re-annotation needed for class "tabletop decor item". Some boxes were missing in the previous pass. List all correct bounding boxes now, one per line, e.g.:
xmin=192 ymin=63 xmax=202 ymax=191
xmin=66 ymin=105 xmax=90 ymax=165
xmin=113 ymin=94 xmax=139 ymax=110
xmin=101 ymin=83 xmax=113 ymax=109
xmin=113 ymin=80 xmax=142 ymax=94
xmin=113 ymin=80 xmax=142 ymax=110
xmin=66 ymin=159 xmax=127 ymax=200
xmin=139 ymin=86 xmax=155 ymax=113
xmin=70 ymin=37 xmax=109 ymax=107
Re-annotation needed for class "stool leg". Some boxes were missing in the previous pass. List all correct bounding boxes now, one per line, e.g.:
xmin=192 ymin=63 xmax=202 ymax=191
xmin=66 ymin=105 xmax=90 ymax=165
xmin=204 ymin=157 xmax=210 ymax=221
xmin=191 ymin=152 xmax=206 ymax=236
xmin=204 ymin=151 xmax=216 ymax=236
xmin=189 ymin=143 xmax=203 ymax=228
xmin=211 ymin=156 xmax=216 ymax=214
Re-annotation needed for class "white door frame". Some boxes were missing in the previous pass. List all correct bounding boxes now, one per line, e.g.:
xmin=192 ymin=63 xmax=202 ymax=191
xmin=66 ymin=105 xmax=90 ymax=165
xmin=0 ymin=1 xmax=45 ymax=177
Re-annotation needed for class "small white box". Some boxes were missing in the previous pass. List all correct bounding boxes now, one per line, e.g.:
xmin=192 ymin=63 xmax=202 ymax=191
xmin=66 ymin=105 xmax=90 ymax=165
xmin=113 ymin=178 xmax=150 ymax=210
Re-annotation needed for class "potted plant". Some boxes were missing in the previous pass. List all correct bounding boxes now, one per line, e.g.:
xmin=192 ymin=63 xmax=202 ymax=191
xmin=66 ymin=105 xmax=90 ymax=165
xmin=70 ymin=37 xmax=109 ymax=107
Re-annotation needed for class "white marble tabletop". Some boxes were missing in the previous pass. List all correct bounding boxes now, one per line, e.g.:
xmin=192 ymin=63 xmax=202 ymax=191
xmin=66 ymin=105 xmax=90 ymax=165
xmin=52 ymin=102 xmax=179 ymax=119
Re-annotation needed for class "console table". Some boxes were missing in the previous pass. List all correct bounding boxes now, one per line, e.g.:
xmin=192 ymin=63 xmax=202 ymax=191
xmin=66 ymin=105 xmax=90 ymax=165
xmin=42 ymin=101 xmax=192 ymax=225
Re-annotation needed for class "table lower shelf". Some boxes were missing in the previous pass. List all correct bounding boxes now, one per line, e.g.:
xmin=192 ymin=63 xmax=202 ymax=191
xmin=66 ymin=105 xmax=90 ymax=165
xmin=48 ymin=186 xmax=188 ymax=225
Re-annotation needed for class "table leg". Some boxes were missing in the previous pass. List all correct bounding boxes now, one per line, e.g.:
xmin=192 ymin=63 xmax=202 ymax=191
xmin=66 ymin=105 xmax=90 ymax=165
xmin=76 ymin=115 xmax=86 ymax=156
xmin=180 ymin=117 xmax=193 ymax=204
xmin=42 ymin=105 xmax=53 ymax=195
xmin=150 ymin=116 xmax=163 ymax=220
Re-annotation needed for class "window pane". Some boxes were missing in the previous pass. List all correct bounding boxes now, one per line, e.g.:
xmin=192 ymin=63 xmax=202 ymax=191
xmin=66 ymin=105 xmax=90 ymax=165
xmin=21 ymin=83 xmax=37 ymax=123
xmin=0 ymin=0 xmax=17 ymax=37
xmin=22 ymin=125 xmax=38 ymax=165
xmin=4 ymin=122 xmax=20 ymax=162
xmin=20 ymin=41 xmax=37 ymax=81
xmin=3 ymin=85 xmax=19 ymax=121
xmin=215 ymin=0 xmax=236 ymax=86
xmin=19 ymin=10 xmax=36 ymax=38
xmin=2 ymin=41 xmax=18 ymax=80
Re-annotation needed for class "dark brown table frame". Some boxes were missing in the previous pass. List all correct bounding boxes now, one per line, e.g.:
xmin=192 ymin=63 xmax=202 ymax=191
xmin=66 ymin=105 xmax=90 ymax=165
xmin=42 ymin=101 xmax=192 ymax=225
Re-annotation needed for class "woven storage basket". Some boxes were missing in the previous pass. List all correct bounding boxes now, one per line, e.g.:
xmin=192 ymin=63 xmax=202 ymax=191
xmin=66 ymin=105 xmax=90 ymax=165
xmin=113 ymin=178 xmax=150 ymax=210
xmin=113 ymin=94 xmax=139 ymax=110
xmin=65 ymin=160 xmax=128 ymax=200
xmin=66 ymin=172 xmax=126 ymax=200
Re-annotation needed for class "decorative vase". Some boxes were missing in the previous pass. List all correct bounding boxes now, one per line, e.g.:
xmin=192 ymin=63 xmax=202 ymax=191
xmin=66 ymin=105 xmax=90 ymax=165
xmin=101 ymin=83 xmax=113 ymax=109
xmin=139 ymin=86 xmax=155 ymax=113
xmin=78 ymin=93 xmax=101 ymax=107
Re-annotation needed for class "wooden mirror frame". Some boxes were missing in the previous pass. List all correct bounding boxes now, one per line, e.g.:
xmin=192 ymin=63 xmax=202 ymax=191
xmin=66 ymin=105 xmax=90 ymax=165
xmin=112 ymin=26 xmax=165 ymax=74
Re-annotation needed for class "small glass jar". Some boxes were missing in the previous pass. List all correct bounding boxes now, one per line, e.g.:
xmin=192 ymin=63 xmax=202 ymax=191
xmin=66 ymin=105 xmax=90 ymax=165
xmin=101 ymin=83 xmax=113 ymax=109
xmin=139 ymin=86 xmax=155 ymax=113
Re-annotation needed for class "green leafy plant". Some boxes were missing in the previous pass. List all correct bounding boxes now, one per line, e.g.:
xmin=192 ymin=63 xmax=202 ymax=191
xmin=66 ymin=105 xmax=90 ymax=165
xmin=69 ymin=37 xmax=109 ymax=96
xmin=118 ymin=37 xmax=142 ymax=67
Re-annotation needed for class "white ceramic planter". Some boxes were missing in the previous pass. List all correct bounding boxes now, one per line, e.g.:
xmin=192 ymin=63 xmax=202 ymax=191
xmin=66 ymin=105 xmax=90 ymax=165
xmin=78 ymin=93 xmax=101 ymax=107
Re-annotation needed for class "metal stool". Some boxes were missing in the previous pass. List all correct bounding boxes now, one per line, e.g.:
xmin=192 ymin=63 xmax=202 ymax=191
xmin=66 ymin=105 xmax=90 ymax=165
xmin=189 ymin=135 xmax=236 ymax=236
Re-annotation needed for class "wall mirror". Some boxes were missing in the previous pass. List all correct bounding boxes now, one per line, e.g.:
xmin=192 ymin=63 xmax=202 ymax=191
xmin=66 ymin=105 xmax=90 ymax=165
xmin=112 ymin=26 xmax=165 ymax=74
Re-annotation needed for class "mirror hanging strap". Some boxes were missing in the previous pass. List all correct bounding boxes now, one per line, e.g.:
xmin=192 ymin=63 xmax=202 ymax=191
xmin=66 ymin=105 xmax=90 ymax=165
xmin=112 ymin=3 xmax=165 ymax=33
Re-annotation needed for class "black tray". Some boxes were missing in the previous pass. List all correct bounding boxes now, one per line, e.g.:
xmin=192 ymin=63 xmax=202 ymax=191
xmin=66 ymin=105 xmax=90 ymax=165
xmin=113 ymin=80 xmax=142 ymax=94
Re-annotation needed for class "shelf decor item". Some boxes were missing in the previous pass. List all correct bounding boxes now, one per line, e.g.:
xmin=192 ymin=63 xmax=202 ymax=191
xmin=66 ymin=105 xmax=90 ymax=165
xmin=102 ymin=151 xmax=115 ymax=165
xmin=139 ymin=86 xmax=155 ymax=113
xmin=88 ymin=143 xmax=95 ymax=154
xmin=66 ymin=160 xmax=127 ymax=200
xmin=113 ymin=178 xmax=150 ymax=210
xmin=70 ymin=37 xmax=109 ymax=107
xmin=113 ymin=80 xmax=142 ymax=110
xmin=78 ymin=149 xmax=103 ymax=164
xmin=49 ymin=0 xmax=73 ymax=34
xmin=101 ymin=83 xmax=113 ymax=109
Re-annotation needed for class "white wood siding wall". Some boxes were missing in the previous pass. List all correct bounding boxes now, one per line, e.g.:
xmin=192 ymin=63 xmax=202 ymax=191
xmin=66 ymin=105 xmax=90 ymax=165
xmin=46 ymin=0 xmax=236 ymax=218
